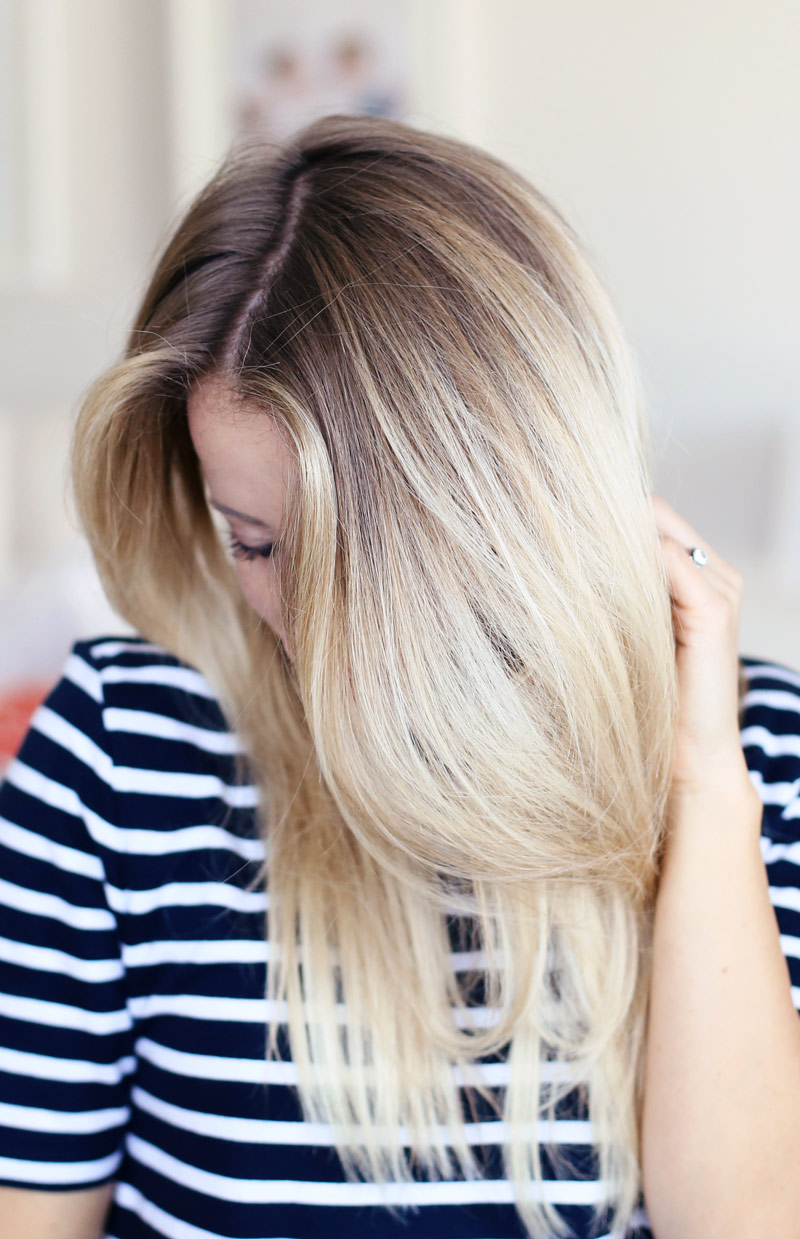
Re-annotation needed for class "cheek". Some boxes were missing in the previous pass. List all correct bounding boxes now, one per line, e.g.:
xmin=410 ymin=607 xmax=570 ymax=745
xmin=236 ymin=566 xmax=299 ymax=663
xmin=236 ymin=566 xmax=283 ymax=635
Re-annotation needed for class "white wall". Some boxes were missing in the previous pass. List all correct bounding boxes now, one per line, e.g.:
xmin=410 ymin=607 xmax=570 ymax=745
xmin=411 ymin=0 xmax=799 ymax=436
xmin=0 ymin=0 xmax=170 ymax=414
xmin=0 ymin=0 xmax=169 ymax=674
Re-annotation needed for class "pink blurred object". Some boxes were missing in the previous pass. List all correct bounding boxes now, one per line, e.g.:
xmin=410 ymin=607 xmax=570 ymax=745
xmin=0 ymin=681 xmax=52 ymax=774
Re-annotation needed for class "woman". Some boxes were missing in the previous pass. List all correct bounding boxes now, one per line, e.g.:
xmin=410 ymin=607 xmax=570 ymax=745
xmin=0 ymin=113 xmax=798 ymax=1239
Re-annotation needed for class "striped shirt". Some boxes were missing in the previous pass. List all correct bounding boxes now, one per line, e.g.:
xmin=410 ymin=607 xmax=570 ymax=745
xmin=0 ymin=634 xmax=798 ymax=1239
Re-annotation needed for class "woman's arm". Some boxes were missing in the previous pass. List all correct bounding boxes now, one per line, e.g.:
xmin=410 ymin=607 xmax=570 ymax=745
xmin=0 ymin=1182 xmax=115 ymax=1239
xmin=642 ymin=495 xmax=800 ymax=1239
xmin=641 ymin=778 xmax=800 ymax=1238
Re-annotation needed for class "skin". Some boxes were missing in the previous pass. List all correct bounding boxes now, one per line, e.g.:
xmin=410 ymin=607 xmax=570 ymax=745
xmin=0 ymin=1181 xmax=115 ymax=1239
xmin=184 ymin=385 xmax=800 ymax=1233
xmin=186 ymin=372 xmax=297 ymax=661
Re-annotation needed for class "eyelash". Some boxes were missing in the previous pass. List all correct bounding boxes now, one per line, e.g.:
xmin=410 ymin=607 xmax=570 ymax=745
xmin=226 ymin=532 xmax=276 ymax=563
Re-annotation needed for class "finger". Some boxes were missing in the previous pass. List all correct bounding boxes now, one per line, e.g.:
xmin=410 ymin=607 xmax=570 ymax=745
xmin=658 ymin=534 xmax=742 ymax=643
xmin=651 ymin=493 xmax=742 ymax=589
xmin=659 ymin=532 xmax=729 ymax=597
xmin=657 ymin=530 xmax=742 ymax=604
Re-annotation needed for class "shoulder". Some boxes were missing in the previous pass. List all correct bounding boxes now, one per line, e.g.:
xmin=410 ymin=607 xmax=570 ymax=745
xmin=1 ymin=632 xmax=256 ymax=847
xmin=70 ymin=633 xmax=228 ymax=726
xmin=739 ymin=654 xmax=800 ymax=844
xmin=62 ymin=632 xmax=253 ymax=798
xmin=25 ymin=631 xmax=242 ymax=778
xmin=67 ymin=632 xmax=247 ymax=758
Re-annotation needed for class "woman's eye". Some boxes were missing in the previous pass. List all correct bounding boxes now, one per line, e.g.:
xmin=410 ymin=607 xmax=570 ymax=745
xmin=226 ymin=532 xmax=275 ymax=562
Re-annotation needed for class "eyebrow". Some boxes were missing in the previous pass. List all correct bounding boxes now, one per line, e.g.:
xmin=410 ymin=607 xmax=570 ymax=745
xmin=209 ymin=500 xmax=277 ymax=532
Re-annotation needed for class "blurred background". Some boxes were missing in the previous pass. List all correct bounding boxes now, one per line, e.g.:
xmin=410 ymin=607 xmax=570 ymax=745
xmin=1 ymin=0 xmax=798 ymax=766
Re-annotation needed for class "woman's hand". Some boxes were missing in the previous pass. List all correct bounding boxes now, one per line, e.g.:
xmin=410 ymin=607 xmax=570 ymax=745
xmin=651 ymin=492 xmax=760 ymax=815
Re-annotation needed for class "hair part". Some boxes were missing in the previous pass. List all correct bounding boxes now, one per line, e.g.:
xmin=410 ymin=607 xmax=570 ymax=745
xmin=71 ymin=112 xmax=680 ymax=1238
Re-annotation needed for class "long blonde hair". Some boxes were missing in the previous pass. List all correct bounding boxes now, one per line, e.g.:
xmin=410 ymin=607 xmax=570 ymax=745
xmin=71 ymin=113 xmax=679 ymax=1238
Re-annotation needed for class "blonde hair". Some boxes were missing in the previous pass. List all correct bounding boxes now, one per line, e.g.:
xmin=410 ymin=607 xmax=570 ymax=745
xmin=72 ymin=113 xmax=680 ymax=1237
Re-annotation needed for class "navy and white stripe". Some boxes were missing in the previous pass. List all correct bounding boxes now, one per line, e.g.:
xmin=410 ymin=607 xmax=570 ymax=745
xmin=0 ymin=636 xmax=798 ymax=1238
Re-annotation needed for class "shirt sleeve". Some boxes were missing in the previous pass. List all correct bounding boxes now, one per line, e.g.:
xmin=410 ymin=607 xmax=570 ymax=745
xmin=760 ymin=815 xmax=800 ymax=1019
xmin=740 ymin=656 xmax=800 ymax=1015
xmin=0 ymin=640 xmax=133 ymax=1189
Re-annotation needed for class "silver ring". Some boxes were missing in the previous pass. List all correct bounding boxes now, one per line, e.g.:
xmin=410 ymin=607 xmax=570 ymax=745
xmin=689 ymin=546 xmax=708 ymax=567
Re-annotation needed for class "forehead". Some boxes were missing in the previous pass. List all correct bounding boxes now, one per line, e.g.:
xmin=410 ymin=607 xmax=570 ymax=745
xmin=187 ymin=374 xmax=281 ymax=446
xmin=186 ymin=375 xmax=294 ymax=516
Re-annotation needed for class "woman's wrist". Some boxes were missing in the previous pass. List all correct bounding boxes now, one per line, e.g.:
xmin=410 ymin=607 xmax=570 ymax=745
xmin=665 ymin=750 xmax=761 ymax=822
xmin=660 ymin=769 xmax=764 ymax=879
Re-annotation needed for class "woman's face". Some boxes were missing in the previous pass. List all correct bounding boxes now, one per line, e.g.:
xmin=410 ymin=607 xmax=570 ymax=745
xmin=187 ymin=373 xmax=295 ymax=660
